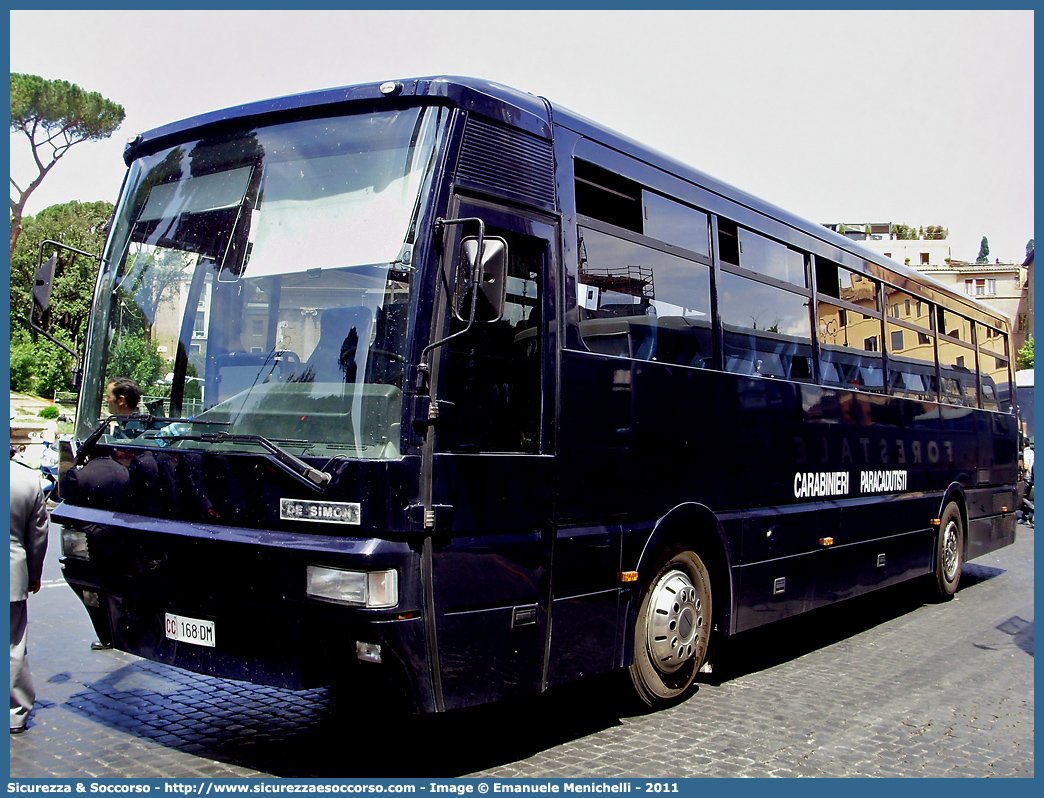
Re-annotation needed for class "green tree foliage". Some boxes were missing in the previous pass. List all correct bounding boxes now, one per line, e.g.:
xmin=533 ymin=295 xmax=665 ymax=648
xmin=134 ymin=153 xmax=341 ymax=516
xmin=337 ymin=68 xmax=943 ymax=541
xmin=10 ymin=200 xmax=113 ymax=349
xmin=117 ymin=248 xmax=192 ymax=338
xmin=9 ymin=327 xmax=74 ymax=398
xmin=1017 ymin=337 xmax=1034 ymax=370
xmin=976 ymin=236 xmax=991 ymax=264
xmin=894 ymin=224 xmax=947 ymax=241
xmin=10 ymin=73 xmax=124 ymax=257
xmin=107 ymin=332 xmax=164 ymax=389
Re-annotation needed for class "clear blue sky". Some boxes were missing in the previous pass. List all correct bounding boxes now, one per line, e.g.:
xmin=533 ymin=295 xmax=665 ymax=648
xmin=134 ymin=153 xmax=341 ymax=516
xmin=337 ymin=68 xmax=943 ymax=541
xmin=9 ymin=9 xmax=1034 ymax=263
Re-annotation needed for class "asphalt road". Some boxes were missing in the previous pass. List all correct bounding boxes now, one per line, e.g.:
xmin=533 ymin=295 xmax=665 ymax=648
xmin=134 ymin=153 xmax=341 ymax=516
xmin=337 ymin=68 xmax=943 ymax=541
xmin=10 ymin=516 xmax=1034 ymax=779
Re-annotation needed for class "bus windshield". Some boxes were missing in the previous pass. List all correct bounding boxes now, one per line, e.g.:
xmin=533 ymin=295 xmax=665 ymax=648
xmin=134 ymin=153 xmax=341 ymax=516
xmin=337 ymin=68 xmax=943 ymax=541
xmin=77 ymin=106 xmax=446 ymax=459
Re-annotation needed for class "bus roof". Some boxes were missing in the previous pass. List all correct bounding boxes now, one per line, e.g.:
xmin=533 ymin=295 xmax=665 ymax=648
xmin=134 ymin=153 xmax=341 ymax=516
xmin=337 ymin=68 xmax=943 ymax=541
xmin=123 ymin=76 xmax=552 ymax=165
xmin=123 ymin=75 xmax=1009 ymax=330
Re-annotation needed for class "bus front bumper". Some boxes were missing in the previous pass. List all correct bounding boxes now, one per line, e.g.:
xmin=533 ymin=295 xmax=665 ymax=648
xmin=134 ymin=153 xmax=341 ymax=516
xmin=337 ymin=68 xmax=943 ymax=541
xmin=54 ymin=505 xmax=433 ymax=712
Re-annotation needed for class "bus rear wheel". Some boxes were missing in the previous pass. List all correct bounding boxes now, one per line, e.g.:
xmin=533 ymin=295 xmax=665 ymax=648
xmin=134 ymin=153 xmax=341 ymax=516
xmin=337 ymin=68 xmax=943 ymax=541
xmin=931 ymin=502 xmax=964 ymax=600
xmin=628 ymin=548 xmax=711 ymax=708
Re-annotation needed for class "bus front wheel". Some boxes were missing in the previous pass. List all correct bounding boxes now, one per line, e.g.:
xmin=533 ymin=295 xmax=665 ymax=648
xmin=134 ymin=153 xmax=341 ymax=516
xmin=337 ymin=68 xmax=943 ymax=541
xmin=931 ymin=502 xmax=964 ymax=600
xmin=628 ymin=548 xmax=712 ymax=708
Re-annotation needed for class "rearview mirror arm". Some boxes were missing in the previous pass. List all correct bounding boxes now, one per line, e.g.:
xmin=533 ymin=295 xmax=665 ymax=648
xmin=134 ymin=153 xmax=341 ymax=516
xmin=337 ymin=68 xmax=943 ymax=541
xmin=420 ymin=217 xmax=485 ymax=364
xmin=27 ymin=239 xmax=102 ymax=364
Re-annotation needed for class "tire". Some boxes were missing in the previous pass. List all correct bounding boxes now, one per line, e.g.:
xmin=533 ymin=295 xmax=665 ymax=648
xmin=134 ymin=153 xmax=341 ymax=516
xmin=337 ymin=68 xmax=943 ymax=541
xmin=628 ymin=547 xmax=712 ymax=708
xmin=931 ymin=502 xmax=964 ymax=600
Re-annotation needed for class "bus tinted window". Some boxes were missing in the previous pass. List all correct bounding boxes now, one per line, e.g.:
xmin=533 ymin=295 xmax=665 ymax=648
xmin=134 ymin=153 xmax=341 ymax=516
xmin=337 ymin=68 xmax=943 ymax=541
xmin=441 ymin=227 xmax=543 ymax=453
xmin=938 ymin=338 xmax=978 ymax=406
xmin=817 ymin=300 xmax=885 ymax=390
xmin=642 ymin=191 xmax=709 ymax=256
xmin=884 ymin=286 xmax=932 ymax=332
xmin=719 ymin=271 xmax=812 ymax=380
xmin=937 ymin=307 xmax=974 ymax=343
xmin=575 ymin=160 xmax=643 ymax=233
xmin=978 ymin=323 xmax=1009 ymax=411
xmin=737 ymin=228 xmax=806 ymax=287
xmin=886 ymin=319 xmax=937 ymax=401
xmin=978 ymin=323 xmax=1008 ymax=359
xmin=577 ymin=227 xmax=712 ymax=368
xmin=816 ymin=257 xmax=880 ymax=312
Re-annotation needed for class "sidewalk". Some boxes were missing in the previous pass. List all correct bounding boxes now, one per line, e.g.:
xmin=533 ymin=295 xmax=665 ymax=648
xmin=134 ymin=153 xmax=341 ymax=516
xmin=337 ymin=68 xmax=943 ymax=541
xmin=10 ymin=391 xmax=57 ymax=414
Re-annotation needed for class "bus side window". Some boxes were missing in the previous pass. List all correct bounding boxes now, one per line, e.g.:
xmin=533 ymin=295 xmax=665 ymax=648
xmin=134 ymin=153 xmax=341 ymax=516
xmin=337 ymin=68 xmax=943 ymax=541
xmin=576 ymin=226 xmax=712 ymax=370
xmin=440 ymin=230 xmax=543 ymax=454
xmin=814 ymin=260 xmax=884 ymax=393
xmin=982 ymin=378 xmax=1000 ymax=411
xmin=719 ymin=270 xmax=812 ymax=381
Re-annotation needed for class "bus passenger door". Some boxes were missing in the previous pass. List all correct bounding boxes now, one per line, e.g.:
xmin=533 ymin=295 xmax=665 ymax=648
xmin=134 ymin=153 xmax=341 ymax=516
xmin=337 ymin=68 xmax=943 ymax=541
xmin=425 ymin=203 xmax=557 ymax=711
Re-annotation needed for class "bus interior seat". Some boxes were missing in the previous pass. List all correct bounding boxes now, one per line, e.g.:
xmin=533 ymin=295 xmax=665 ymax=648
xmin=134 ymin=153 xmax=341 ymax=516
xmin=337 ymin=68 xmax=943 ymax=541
xmin=212 ymin=350 xmax=281 ymax=404
xmin=306 ymin=306 xmax=374 ymax=383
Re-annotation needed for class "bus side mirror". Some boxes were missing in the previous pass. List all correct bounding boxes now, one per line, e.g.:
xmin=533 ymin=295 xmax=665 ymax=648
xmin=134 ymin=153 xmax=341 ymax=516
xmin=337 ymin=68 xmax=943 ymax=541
xmin=28 ymin=240 xmax=101 ymax=384
xmin=455 ymin=236 xmax=508 ymax=324
xmin=32 ymin=253 xmax=57 ymax=319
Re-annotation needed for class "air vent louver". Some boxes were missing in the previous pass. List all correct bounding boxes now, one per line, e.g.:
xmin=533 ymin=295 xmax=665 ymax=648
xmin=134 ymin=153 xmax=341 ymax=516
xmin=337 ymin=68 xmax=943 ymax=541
xmin=457 ymin=117 xmax=555 ymax=209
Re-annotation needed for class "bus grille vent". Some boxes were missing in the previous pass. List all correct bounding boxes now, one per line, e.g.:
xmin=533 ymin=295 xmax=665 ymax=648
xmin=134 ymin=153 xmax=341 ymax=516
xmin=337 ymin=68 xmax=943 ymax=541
xmin=457 ymin=117 xmax=556 ymax=209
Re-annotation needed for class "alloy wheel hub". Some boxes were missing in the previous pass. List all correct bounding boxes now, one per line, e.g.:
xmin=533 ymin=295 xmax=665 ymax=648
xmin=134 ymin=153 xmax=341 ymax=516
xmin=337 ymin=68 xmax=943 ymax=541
xmin=647 ymin=570 xmax=703 ymax=673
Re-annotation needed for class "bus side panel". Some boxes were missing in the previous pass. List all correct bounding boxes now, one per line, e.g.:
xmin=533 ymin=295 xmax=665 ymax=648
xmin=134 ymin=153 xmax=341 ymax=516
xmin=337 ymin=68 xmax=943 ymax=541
xmin=731 ymin=551 xmax=817 ymax=630
xmin=556 ymin=350 xmax=1012 ymax=640
xmin=964 ymin=485 xmax=1019 ymax=560
xmin=427 ymin=454 xmax=553 ymax=711
xmin=545 ymin=524 xmax=622 ymax=688
xmin=812 ymin=528 xmax=934 ymax=606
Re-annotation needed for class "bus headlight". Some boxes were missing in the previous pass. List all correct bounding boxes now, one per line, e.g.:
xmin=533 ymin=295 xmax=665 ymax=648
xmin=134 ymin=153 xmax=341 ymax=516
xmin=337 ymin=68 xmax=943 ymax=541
xmin=61 ymin=527 xmax=89 ymax=561
xmin=305 ymin=566 xmax=398 ymax=608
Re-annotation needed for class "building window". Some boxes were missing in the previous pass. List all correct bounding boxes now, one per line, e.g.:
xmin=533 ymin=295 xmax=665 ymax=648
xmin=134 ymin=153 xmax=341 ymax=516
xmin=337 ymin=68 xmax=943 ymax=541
xmin=920 ymin=253 xmax=930 ymax=265
xmin=966 ymin=278 xmax=990 ymax=296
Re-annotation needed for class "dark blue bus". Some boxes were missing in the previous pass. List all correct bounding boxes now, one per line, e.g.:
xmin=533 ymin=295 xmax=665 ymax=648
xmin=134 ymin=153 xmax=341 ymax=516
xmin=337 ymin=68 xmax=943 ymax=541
xmin=48 ymin=77 xmax=1019 ymax=713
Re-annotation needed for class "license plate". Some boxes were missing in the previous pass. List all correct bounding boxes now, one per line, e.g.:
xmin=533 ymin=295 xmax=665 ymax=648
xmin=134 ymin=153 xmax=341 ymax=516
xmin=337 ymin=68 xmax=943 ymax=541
xmin=164 ymin=613 xmax=216 ymax=648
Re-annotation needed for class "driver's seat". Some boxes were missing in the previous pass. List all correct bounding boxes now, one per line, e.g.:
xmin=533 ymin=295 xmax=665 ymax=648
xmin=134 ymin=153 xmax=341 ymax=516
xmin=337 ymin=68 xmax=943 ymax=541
xmin=305 ymin=306 xmax=373 ymax=383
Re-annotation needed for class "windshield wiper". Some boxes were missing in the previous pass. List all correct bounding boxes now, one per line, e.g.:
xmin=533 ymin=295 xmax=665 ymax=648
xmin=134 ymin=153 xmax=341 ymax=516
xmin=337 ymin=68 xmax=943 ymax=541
xmin=74 ymin=414 xmax=229 ymax=467
xmin=164 ymin=431 xmax=332 ymax=491
xmin=76 ymin=418 xmax=331 ymax=491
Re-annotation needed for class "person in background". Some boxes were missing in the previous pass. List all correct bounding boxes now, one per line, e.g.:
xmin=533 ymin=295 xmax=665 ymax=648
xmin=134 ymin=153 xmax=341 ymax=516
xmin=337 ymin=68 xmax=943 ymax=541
xmin=1018 ymin=443 xmax=1034 ymax=525
xmin=105 ymin=377 xmax=141 ymax=416
xmin=10 ymin=444 xmax=50 ymax=734
xmin=84 ymin=377 xmax=141 ymax=652
xmin=1020 ymin=461 xmax=1034 ymax=527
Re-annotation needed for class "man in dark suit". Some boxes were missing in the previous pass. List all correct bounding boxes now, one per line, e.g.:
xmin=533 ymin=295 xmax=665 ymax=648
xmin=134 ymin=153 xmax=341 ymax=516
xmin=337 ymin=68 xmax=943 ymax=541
xmin=10 ymin=451 xmax=50 ymax=733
